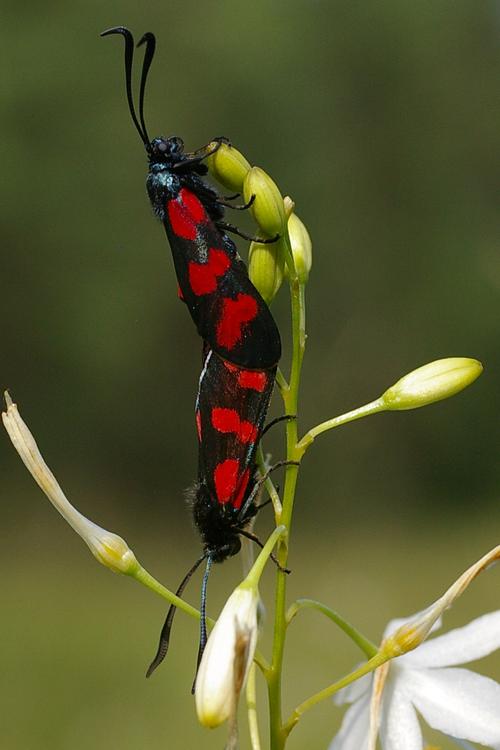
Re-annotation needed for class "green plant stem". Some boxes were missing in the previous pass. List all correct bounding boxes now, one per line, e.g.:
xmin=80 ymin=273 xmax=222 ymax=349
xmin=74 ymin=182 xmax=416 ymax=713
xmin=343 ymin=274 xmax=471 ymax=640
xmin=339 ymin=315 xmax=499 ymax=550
xmin=246 ymin=663 xmax=262 ymax=750
xmin=256 ymin=444 xmax=282 ymax=516
xmin=286 ymin=598 xmax=377 ymax=658
xmin=268 ymin=268 xmax=306 ymax=750
xmin=296 ymin=398 xmax=385 ymax=457
xmin=246 ymin=525 xmax=287 ymax=588
xmin=133 ymin=565 xmax=205 ymax=621
xmin=276 ymin=367 xmax=289 ymax=393
xmin=283 ymin=650 xmax=390 ymax=736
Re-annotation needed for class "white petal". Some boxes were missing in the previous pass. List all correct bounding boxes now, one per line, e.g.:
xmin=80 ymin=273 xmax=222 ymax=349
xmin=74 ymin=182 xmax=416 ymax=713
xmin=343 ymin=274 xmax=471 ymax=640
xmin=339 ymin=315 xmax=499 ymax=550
xmin=401 ymin=611 xmax=500 ymax=668
xmin=379 ymin=678 xmax=423 ymax=750
xmin=407 ymin=667 xmax=500 ymax=744
xmin=329 ymin=694 xmax=370 ymax=750
xmin=334 ymin=672 xmax=372 ymax=706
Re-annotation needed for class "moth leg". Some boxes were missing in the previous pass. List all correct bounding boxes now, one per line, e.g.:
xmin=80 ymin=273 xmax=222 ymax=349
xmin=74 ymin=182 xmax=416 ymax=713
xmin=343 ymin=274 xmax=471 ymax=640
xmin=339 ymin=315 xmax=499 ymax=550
xmin=254 ymin=497 xmax=273 ymax=512
xmin=216 ymin=194 xmax=255 ymax=211
xmin=261 ymin=414 xmax=296 ymax=439
xmin=237 ymin=528 xmax=290 ymax=574
xmin=216 ymin=220 xmax=280 ymax=244
xmin=177 ymin=135 xmax=230 ymax=168
xmin=259 ymin=459 xmax=300 ymax=479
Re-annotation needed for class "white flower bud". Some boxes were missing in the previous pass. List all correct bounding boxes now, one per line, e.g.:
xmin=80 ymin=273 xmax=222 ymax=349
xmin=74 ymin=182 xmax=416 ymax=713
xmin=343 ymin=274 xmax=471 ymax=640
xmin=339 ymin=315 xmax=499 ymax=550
xmin=381 ymin=358 xmax=483 ymax=411
xmin=283 ymin=195 xmax=295 ymax=219
xmin=2 ymin=393 xmax=139 ymax=576
xmin=384 ymin=544 xmax=500 ymax=658
xmin=286 ymin=212 xmax=312 ymax=283
xmin=195 ymin=583 xmax=259 ymax=728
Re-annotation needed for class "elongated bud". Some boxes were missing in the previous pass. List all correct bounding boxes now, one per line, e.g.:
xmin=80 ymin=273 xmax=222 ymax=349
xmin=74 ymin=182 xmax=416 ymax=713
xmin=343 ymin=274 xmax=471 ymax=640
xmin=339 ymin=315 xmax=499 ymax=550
xmin=2 ymin=393 xmax=139 ymax=576
xmin=368 ymin=544 xmax=500 ymax=746
xmin=381 ymin=358 xmax=483 ymax=411
xmin=283 ymin=195 xmax=295 ymax=219
xmin=384 ymin=544 xmax=500 ymax=658
xmin=286 ymin=212 xmax=312 ymax=283
xmin=243 ymin=167 xmax=286 ymax=238
xmin=195 ymin=583 xmax=259 ymax=728
xmin=205 ymin=142 xmax=251 ymax=194
xmin=249 ymin=238 xmax=285 ymax=303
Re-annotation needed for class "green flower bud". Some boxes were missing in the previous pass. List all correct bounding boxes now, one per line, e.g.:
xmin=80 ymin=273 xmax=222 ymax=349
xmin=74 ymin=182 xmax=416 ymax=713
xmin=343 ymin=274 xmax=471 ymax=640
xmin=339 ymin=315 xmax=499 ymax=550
xmin=381 ymin=358 xmax=483 ymax=411
xmin=205 ymin=142 xmax=251 ymax=193
xmin=243 ymin=167 xmax=286 ymax=238
xmin=248 ymin=238 xmax=285 ymax=304
xmin=286 ymin=212 xmax=312 ymax=283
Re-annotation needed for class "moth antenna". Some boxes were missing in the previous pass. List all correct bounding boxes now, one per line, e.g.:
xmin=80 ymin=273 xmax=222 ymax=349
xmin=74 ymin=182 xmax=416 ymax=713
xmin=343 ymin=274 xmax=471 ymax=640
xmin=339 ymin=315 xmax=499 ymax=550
xmin=101 ymin=26 xmax=149 ymax=149
xmin=136 ymin=32 xmax=156 ymax=147
xmin=146 ymin=552 xmax=206 ymax=678
xmin=191 ymin=555 xmax=213 ymax=694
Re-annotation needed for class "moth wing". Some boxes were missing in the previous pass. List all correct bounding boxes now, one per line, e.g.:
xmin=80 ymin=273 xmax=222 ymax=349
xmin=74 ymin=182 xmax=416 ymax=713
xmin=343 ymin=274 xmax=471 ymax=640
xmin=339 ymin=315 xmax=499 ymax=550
xmin=195 ymin=350 xmax=276 ymax=511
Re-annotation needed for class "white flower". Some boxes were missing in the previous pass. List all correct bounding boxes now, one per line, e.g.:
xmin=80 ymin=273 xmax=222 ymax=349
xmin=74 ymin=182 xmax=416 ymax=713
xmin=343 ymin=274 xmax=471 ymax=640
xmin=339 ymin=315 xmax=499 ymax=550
xmin=195 ymin=583 xmax=259 ymax=728
xmin=330 ymin=610 xmax=500 ymax=750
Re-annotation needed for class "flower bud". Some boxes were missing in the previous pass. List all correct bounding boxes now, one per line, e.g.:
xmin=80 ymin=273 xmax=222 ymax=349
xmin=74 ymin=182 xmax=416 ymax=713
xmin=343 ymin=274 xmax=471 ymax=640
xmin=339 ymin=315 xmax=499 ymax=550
xmin=283 ymin=195 xmax=295 ymax=219
xmin=205 ymin=142 xmax=251 ymax=194
xmin=381 ymin=358 xmax=483 ymax=411
xmin=243 ymin=167 xmax=286 ymax=238
xmin=248 ymin=238 xmax=285 ymax=303
xmin=85 ymin=527 xmax=139 ymax=574
xmin=195 ymin=583 xmax=259 ymax=728
xmin=2 ymin=393 xmax=139 ymax=576
xmin=286 ymin=212 xmax=312 ymax=283
xmin=387 ymin=544 xmax=500 ymax=657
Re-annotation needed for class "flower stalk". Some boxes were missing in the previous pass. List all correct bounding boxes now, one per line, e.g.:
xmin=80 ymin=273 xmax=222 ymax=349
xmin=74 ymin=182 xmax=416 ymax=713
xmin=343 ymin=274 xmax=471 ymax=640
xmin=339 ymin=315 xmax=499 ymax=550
xmin=1 ymin=392 xmax=207 ymax=621
xmin=286 ymin=598 xmax=378 ymax=658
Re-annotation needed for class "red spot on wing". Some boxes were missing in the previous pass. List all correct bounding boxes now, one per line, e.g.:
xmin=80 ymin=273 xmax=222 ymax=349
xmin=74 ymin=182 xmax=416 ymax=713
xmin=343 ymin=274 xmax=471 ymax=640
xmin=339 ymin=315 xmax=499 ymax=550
xmin=167 ymin=188 xmax=208 ymax=240
xmin=216 ymin=294 xmax=259 ymax=350
xmin=222 ymin=361 xmax=268 ymax=392
xmin=177 ymin=283 xmax=184 ymax=300
xmin=214 ymin=458 xmax=240 ymax=504
xmin=188 ymin=248 xmax=231 ymax=296
xmin=232 ymin=468 xmax=250 ymax=510
xmin=211 ymin=407 xmax=257 ymax=444
xmin=167 ymin=199 xmax=197 ymax=240
xmin=212 ymin=407 xmax=239 ymax=433
xmin=237 ymin=370 xmax=267 ymax=392
xmin=180 ymin=187 xmax=206 ymax=223
xmin=195 ymin=410 xmax=202 ymax=442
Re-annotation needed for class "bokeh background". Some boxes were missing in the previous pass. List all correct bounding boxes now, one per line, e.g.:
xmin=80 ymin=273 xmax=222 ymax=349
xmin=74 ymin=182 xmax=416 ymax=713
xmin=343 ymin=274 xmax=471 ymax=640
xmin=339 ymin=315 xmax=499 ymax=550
xmin=1 ymin=1 xmax=499 ymax=748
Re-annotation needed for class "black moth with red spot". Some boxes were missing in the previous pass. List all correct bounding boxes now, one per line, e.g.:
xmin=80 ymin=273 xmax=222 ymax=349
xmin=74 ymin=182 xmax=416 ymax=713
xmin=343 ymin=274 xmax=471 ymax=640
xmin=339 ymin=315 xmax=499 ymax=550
xmin=193 ymin=349 xmax=276 ymax=561
xmin=102 ymin=26 xmax=281 ymax=678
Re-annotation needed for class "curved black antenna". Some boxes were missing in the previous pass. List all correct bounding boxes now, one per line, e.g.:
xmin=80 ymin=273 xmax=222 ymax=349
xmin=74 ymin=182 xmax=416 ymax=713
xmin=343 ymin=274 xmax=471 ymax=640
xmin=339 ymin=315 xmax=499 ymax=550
xmin=146 ymin=552 xmax=207 ymax=678
xmin=191 ymin=555 xmax=213 ymax=694
xmin=136 ymin=32 xmax=156 ymax=146
xmin=101 ymin=26 xmax=149 ymax=149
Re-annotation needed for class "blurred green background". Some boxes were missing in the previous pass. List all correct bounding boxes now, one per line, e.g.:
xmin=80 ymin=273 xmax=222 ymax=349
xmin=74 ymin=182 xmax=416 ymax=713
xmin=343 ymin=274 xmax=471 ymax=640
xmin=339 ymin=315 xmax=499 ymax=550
xmin=1 ymin=1 xmax=499 ymax=748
